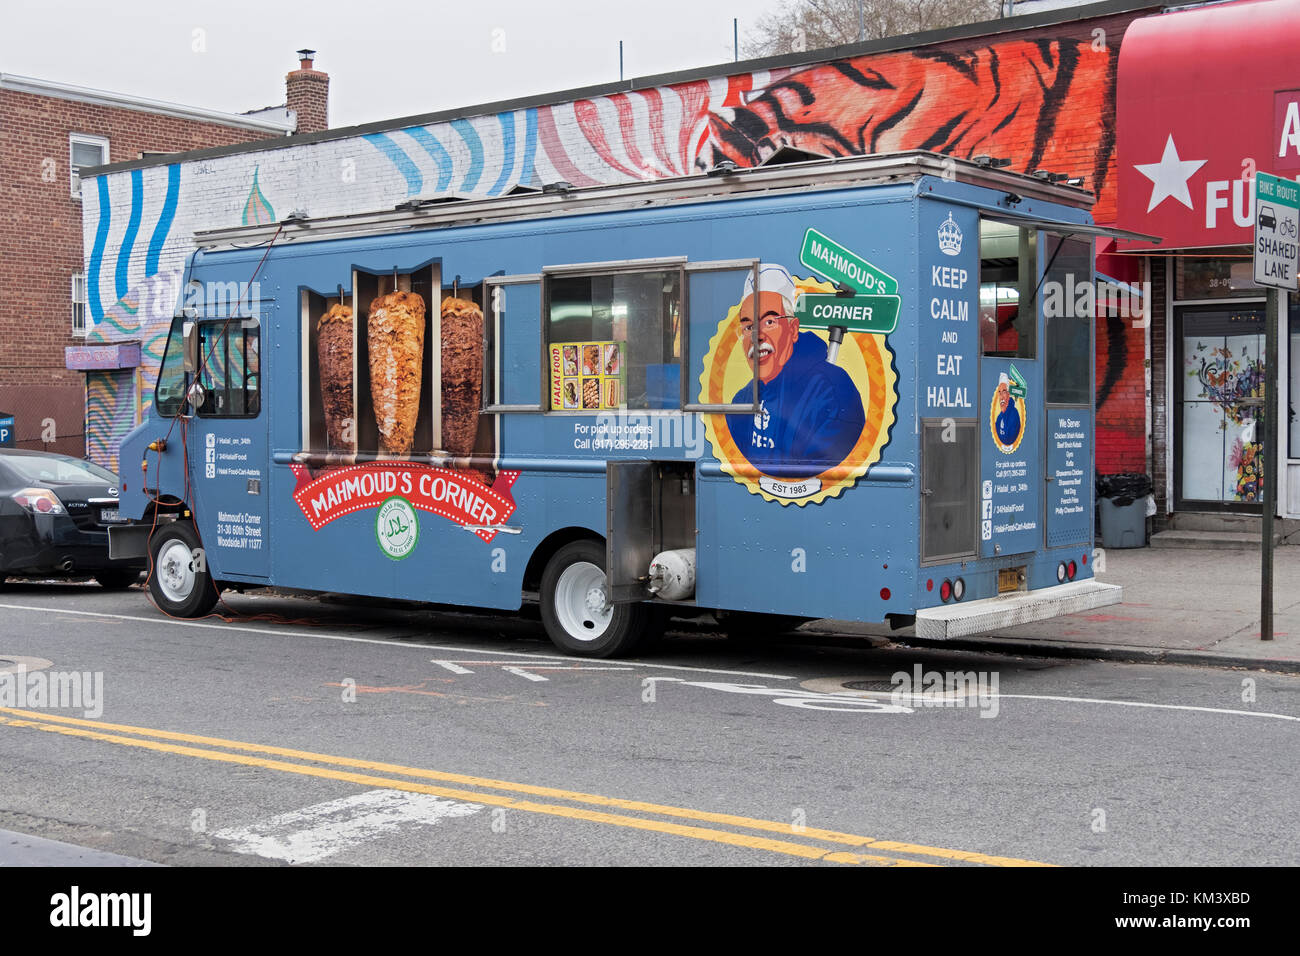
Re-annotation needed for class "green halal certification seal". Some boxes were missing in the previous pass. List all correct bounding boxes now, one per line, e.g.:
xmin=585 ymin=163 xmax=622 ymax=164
xmin=375 ymin=496 xmax=419 ymax=560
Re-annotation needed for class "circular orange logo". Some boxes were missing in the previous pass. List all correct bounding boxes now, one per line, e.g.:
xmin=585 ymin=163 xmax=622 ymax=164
xmin=698 ymin=272 xmax=897 ymax=505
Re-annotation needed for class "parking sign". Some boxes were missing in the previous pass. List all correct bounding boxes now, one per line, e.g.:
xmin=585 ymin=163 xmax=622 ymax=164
xmin=0 ymin=413 xmax=13 ymax=447
xmin=1253 ymin=172 xmax=1300 ymax=290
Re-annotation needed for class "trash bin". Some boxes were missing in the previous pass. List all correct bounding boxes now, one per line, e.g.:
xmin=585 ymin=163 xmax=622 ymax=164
xmin=1095 ymin=473 xmax=1152 ymax=549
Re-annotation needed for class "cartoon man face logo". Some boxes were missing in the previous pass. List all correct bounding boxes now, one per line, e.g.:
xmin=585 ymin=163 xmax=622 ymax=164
xmin=990 ymin=372 xmax=1026 ymax=454
xmin=699 ymin=259 xmax=898 ymax=506
xmin=737 ymin=290 xmax=799 ymax=383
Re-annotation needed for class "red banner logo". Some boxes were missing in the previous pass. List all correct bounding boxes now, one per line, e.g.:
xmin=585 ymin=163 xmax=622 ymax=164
xmin=290 ymin=463 xmax=520 ymax=542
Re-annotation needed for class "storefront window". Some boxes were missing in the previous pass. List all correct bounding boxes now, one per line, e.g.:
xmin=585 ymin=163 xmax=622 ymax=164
xmin=1289 ymin=291 xmax=1300 ymax=459
xmin=1175 ymin=256 xmax=1262 ymax=300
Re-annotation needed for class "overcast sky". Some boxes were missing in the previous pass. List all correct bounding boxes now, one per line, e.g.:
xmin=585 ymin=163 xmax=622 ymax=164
xmin=3 ymin=0 xmax=791 ymax=129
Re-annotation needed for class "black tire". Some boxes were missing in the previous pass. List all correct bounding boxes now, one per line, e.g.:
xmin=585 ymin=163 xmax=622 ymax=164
xmin=146 ymin=522 xmax=219 ymax=617
xmin=539 ymin=539 xmax=657 ymax=658
xmin=95 ymin=569 xmax=142 ymax=590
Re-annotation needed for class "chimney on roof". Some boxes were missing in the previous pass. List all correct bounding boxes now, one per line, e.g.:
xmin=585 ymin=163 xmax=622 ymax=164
xmin=286 ymin=48 xmax=329 ymax=135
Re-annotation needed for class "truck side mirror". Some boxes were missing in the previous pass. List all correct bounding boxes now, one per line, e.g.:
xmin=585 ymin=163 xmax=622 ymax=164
xmin=182 ymin=321 xmax=198 ymax=373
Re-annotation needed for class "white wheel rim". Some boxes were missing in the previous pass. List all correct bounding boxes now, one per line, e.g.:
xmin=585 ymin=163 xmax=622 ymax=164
xmin=554 ymin=561 xmax=612 ymax=641
xmin=156 ymin=540 xmax=196 ymax=604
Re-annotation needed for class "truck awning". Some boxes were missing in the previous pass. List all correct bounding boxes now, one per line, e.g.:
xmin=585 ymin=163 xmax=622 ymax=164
xmin=981 ymin=213 xmax=1160 ymax=245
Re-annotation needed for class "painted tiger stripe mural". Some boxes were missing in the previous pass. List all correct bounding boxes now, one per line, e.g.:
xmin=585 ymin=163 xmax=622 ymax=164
xmin=81 ymin=27 xmax=1126 ymax=468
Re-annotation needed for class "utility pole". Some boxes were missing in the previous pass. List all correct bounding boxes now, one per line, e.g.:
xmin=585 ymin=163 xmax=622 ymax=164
xmin=734 ymin=18 xmax=739 ymax=61
xmin=619 ymin=40 xmax=624 ymax=82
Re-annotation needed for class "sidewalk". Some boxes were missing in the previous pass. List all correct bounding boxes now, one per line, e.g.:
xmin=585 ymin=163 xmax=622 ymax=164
xmin=808 ymin=546 xmax=1300 ymax=672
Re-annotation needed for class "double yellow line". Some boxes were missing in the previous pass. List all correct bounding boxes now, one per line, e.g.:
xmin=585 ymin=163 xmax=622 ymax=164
xmin=0 ymin=707 xmax=1050 ymax=867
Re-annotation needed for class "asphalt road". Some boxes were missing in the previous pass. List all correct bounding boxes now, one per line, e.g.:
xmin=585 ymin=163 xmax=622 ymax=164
xmin=0 ymin=580 xmax=1296 ymax=868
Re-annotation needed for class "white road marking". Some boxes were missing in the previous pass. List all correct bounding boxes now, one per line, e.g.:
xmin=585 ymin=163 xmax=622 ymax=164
xmin=502 ymin=666 xmax=547 ymax=682
xmin=997 ymin=693 xmax=1300 ymax=723
xmin=433 ymin=661 xmax=474 ymax=675
xmin=649 ymin=677 xmax=913 ymax=714
xmin=211 ymin=789 xmax=482 ymax=864
xmin=0 ymin=603 xmax=795 ymax=679
xmin=804 ymin=680 xmax=1300 ymax=724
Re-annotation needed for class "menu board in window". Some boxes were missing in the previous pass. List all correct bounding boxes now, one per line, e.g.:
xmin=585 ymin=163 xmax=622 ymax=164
xmin=549 ymin=341 xmax=626 ymax=410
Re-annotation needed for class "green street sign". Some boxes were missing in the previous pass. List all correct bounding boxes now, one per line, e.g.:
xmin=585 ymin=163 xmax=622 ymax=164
xmin=795 ymin=294 xmax=900 ymax=334
xmin=1009 ymin=364 xmax=1028 ymax=398
xmin=800 ymin=228 xmax=898 ymax=295
xmin=1254 ymin=172 xmax=1300 ymax=290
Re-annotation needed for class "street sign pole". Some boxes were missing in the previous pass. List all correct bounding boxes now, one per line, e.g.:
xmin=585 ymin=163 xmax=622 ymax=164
xmin=1263 ymin=288 xmax=1278 ymax=641
xmin=1252 ymin=171 xmax=1300 ymax=641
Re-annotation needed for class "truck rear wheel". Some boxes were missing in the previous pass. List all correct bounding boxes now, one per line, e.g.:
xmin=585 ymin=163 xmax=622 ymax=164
xmin=539 ymin=540 xmax=655 ymax=658
xmin=147 ymin=522 xmax=219 ymax=618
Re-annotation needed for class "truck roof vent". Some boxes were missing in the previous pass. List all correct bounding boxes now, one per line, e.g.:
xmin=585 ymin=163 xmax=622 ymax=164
xmin=394 ymin=191 xmax=482 ymax=211
xmin=758 ymin=146 xmax=832 ymax=167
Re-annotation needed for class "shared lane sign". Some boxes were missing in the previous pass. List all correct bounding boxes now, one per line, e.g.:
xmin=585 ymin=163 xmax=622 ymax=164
xmin=1254 ymin=172 xmax=1299 ymax=290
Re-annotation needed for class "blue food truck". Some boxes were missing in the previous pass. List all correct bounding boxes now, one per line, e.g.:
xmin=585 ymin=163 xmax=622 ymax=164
xmin=110 ymin=152 xmax=1138 ymax=657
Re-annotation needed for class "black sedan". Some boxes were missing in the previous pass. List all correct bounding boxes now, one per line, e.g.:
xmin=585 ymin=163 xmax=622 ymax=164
xmin=0 ymin=449 xmax=145 ymax=589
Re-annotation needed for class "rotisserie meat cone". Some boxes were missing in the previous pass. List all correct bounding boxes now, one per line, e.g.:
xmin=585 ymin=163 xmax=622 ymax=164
xmin=317 ymin=303 xmax=356 ymax=461
xmin=367 ymin=290 xmax=426 ymax=458
xmin=440 ymin=296 xmax=484 ymax=458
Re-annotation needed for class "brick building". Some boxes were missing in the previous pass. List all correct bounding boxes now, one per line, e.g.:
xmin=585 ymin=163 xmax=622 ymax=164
xmin=0 ymin=52 xmax=329 ymax=458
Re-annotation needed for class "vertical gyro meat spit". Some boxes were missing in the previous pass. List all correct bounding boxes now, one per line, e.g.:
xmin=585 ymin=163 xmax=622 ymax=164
xmin=317 ymin=303 xmax=356 ymax=463
xmin=367 ymin=290 xmax=426 ymax=458
xmin=439 ymin=296 xmax=484 ymax=459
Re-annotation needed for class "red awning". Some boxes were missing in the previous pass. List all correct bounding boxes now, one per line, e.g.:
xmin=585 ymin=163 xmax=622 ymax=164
xmin=1117 ymin=0 xmax=1300 ymax=251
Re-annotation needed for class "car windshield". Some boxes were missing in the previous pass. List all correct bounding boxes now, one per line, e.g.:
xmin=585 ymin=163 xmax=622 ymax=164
xmin=1 ymin=455 xmax=116 ymax=485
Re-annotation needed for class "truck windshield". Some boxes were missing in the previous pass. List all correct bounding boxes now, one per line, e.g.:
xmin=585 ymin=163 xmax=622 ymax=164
xmin=154 ymin=317 xmax=186 ymax=417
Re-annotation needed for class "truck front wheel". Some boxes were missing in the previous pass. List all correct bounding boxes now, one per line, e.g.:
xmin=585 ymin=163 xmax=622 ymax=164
xmin=539 ymin=540 xmax=655 ymax=658
xmin=147 ymin=522 xmax=219 ymax=618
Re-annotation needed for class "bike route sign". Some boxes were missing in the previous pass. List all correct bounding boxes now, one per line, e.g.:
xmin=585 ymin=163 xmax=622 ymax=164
xmin=1254 ymin=172 xmax=1300 ymax=290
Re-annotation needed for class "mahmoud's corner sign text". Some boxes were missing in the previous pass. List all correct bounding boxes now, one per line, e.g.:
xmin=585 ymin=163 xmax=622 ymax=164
xmin=1253 ymin=172 xmax=1299 ymax=290
xmin=795 ymin=294 xmax=900 ymax=334
xmin=800 ymin=228 xmax=898 ymax=295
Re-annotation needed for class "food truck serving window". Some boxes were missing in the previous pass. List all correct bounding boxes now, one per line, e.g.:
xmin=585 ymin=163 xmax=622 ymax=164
xmin=1043 ymin=235 xmax=1093 ymax=405
xmin=979 ymin=221 xmax=1036 ymax=359
xmin=196 ymin=319 xmax=260 ymax=418
xmin=544 ymin=267 xmax=682 ymax=411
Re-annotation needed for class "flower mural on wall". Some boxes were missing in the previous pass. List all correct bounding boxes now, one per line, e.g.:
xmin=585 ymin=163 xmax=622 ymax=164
xmin=1188 ymin=343 xmax=1266 ymax=502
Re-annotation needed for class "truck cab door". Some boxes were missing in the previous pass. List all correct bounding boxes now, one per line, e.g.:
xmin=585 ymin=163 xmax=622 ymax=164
xmin=188 ymin=315 xmax=270 ymax=580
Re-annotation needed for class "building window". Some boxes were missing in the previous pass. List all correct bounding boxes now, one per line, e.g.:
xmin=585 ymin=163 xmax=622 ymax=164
xmin=69 ymin=134 xmax=109 ymax=199
xmin=71 ymin=273 xmax=88 ymax=337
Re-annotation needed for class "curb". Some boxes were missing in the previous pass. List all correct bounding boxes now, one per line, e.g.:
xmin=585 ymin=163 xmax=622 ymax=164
xmin=892 ymin=634 xmax=1300 ymax=674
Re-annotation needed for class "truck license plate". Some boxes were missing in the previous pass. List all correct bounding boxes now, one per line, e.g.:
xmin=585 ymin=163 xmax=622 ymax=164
xmin=998 ymin=567 xmax=1023 ymax=593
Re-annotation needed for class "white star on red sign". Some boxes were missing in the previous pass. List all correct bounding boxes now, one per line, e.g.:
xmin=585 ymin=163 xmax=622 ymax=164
xmin=1135 ymin=135 xmax=1207 ymax=213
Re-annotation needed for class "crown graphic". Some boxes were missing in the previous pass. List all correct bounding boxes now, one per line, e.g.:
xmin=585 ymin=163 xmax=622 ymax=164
xmin=938 ymin=212 xmax=963 ymax=256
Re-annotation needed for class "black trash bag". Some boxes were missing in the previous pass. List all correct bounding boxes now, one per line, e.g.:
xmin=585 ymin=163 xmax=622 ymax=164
xmin=1095 ymin=473 xmax=1152 ymax=508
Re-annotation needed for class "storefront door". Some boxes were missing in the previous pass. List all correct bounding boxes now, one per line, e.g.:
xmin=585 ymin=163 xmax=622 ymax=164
xmin=1174 ymin=305 xmax=1266 ymax=511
